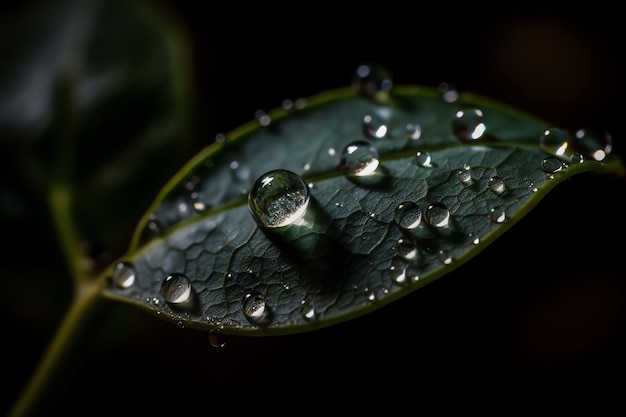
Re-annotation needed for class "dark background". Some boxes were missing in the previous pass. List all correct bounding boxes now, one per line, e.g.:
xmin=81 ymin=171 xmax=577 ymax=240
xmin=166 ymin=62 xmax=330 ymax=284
xmin=4 ymin=2 xmax=625 ymax=415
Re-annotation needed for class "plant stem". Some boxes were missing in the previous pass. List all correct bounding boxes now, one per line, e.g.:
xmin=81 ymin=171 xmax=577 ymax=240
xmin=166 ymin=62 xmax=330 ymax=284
xmin=8 ymin=279 xmax=110 ymax=417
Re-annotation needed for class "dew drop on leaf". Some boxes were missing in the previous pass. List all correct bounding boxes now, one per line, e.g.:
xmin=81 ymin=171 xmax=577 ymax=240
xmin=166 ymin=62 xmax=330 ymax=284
xmin=452 ymin=108 xmax=486 ymax=142
xmin=490 ymin=207 xmax=506 ymax=223
xmin=242 ymin=292 xmax=272 ymax=325
xmin=112 ymin=261 xmax=135 ymax=289
xmin=426 ymin=202 xmax=450 ymax=228
xmin=415 ymin=151 xmax=435 ymax=168
xmin=248 ymin=169 xmax=311 ymax=228
xmin=394 ymin=201 xmax=423 ymax=231
xmin=362 ymin=114 xmax=388 ymax=139
xmin=406 ymin=123 xmax=422 ymax=140
xmin=541 ymin=156 xmax=564 ymax=173
xmin=457 ymin=164 xmax=472 ymax=185
xmin=339 ymin=141 xmax=380 ymax=176
xmin=396 ymin=238 xmax=418 ymax=260
xmin=488 ymin=176 xmax=506 ymax=194
xmin=161 ymin=273 xmax=194 ymax=308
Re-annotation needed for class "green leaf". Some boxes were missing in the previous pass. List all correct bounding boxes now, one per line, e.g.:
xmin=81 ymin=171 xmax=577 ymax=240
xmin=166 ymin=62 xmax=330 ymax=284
xmin=102 ymin=72 xmax=624 ymax=336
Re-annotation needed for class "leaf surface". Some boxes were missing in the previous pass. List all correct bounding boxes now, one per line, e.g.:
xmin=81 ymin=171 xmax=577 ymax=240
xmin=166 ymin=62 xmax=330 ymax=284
xmin=103 ymin=79 xmax=624 ymax=336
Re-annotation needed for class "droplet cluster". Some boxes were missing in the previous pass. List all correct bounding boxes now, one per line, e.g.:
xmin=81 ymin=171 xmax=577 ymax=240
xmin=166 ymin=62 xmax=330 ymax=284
xmin=110 ymin=63 xmax=614 ymax=333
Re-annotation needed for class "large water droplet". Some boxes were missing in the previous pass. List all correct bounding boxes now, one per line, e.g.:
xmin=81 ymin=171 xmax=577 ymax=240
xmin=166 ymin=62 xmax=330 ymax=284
xmin=112 ymin=261 xmax=135 ymax=289
xmin=352 ymin=63 xmax=393 ymax=97
xmin=161 ymin=273 xmax=195 ymax=310
xmin=248 ymin=169 xmax=310 ymax=228
xmin=242 ymin=292 xmax=272 ymax=325
xmin=452 ymin=108 xmax=486 ymax=141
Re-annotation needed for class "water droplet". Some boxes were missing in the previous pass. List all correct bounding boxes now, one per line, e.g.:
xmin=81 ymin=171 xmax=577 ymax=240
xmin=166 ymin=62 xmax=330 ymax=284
xmin=161 ymin=273 xmax=195 ymax=309
xmin=539 ymin=127 xmax=572 ymax=159
xmin=406 ymin=123 xmax=422 ymax=140
xmin=389 ymin=264 xmax=419 ymax=286
xmin=396 ymin=238 xmax=418 ymax=260
xmin=248 ymin=169 xmax=310 ymax=228
xmin=300 ymin=302 xmax=316 ymax=321
xmin=426 ymin=202 xmax=450 ymax=228
xmin=438 ymin=82 xmax=459 ymax=102
xmin=488 ymin=176 xmax=506 ymax=194
xmin=415 ymin=151 xmax=435 ymax=168
xmin=362 ymin=114 xmax=388 ymax=139
xmin=112 ymin=261 xmax=135 ymax=289
xmin=490 ymin=207 xmax=506 ymax=223
xmin=339 ymin=141 xmax=380 ymax=176
xmin=457 ymin=164 xmax=472 ymax=185
xmin=438 ymin=250 xmax=452 ymax=265
xmin=209 ymin=327 xmax=227 ymax=348
xmin=452 ymin=108 xmax=486 ymax=141
xmin=352 ymin=63 xmax=393 ymax=97
xmin=574 ymin=128 xmax=613 ymax=161
xmin=394 ymin=201 xmax=423 ymax=230
xmin=541 ymin=156 xmax=564 ymax=173
xmin=242 ymin=292 xmax=272 ymax=325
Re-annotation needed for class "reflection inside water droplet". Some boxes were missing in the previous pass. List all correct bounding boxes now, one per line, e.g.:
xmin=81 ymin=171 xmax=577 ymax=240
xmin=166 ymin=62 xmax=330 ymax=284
xmin=248 ymin=169 xmax=310 ymax=228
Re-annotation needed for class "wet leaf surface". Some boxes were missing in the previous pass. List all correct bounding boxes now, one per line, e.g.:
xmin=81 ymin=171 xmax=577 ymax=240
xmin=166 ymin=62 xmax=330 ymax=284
xmin=102 ymin=77 xmax=624 ymax=336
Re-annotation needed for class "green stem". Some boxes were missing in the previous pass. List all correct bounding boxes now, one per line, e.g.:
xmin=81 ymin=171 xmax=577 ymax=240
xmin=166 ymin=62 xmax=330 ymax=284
xmin=8 ymin=279 xmax=110 ymax=417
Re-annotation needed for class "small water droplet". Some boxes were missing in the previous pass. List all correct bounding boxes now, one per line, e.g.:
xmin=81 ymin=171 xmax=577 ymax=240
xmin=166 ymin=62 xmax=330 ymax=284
xmin=488 ymin=176 xmax=506 ymax=194
xmin=438 ymin=250 xmax=452 ymax=265
xmin=300 ymin=302 xmax=316 ymax=321
xmin=352 ymin=63 xmax=393 ymax=97
xmin=161 ymin=273 xmax=194 ymax=308
xmin=248 ymin=169 xmax=310 ymax=228
xmin=242 ymin=292 xmax=272 ymax=325
xmin=457 ymin=164 xmax=472 ymax=185
xmin=426 ymin=202 xmax=450 ymax=228
xmin=112 ymin=261 xmax=135 ymax=289
xmin=406 ymin=123 xmax=422 ymax=140
xmin=574 ymin=128 xmax=613 ymax=161
xmin=362 ymin=114 xmax=388 ymax=139
xmin=394 ymin=201 xmax=423 ymax=231
xmin=396 ymin=238 xmax=418 ymax=260
xmin=389 ymin=264 xmax=419 ymax=286
xmin=452 ymin=108 xmax=486 ymax=141
xmin=541 ymin=156 xmax=564 ymax=173
xmin=415 ymin=151 xmax=435 ymax=168
xmin=490 ymin=207 xmax=506 ymax=223
xmin=339 ymin=141 xmax=380 ymax=176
